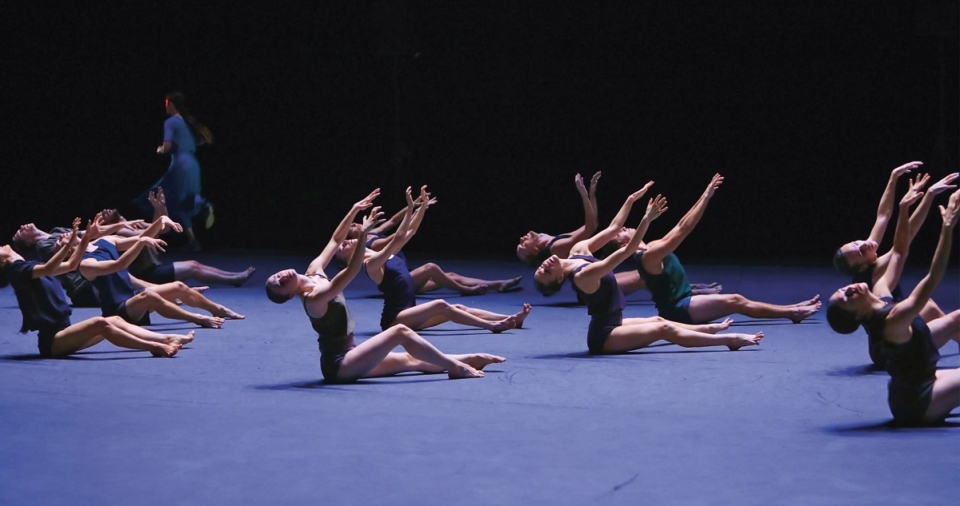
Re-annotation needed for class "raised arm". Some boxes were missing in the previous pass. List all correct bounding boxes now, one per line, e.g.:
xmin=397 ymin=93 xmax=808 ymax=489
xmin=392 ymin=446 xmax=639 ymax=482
xmin=574 ymin=195 xmax=668 ymax=292
xmin=886 ymin=190 xmax=960 ymax=339
xmin=78 ymin=236 xmax=151 ymax=280
xmin=31 ymin=218 xmax=82 ymax=278
xmin=308 ymin=189 xmax=380 ymax=275
xmin=640 ymin=174 xmax=722 ymax=271
xmin=907 ymin=172 xmax=958 ymax=242
xmin=365 ymin=188 xmax=419 ymax=276
xmin=867 ymin=161 xmax=920 ymax=243
xmin=873 ymin=186 xmax=924 ymax=295
xmin=403 ymin=186 xmax=433 ymax=239
xmin=572 ymin=182 xmax=654 ymax=255
xmin=323 ymin=209 xmax=383 ymax=298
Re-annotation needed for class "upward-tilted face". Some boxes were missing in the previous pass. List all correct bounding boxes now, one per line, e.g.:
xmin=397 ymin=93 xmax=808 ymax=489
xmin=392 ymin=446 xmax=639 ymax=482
xmin=266 ymin=269 xmax=299 ymax=299
xmin=101 ymin=209 xmax=121 ymax=225
xmin=346 ymin=223 xmax=363 ymax=240
xmin=0 ymin=244 xmax=25 ymax=266
xmin=614 ymin=227 xmax=635 ymax=248
xmin=517 ymin=231 xmax=540 ymax=260
xmin=534 ymin=255 xmax=564 ymax=286
xmin=336 ymin=239 xmax=358 ymax=263
xmin=839 ymin=239 xmax=879 ymax=269
xmin=13 ymin=223 xmax=44 ymax=248
xmin=829 ymin=282 xmax=872 ymax=313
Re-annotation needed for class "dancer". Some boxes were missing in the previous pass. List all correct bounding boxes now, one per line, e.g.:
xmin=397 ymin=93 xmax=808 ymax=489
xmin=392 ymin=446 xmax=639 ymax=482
xmin=635 ymin=174 xmax=821 ymax=324
xmin=517 ymin=172 xmax=600 ymax=266
xmin=343 ymin=195 xmax=521 ymax=295
xmin=360 ymin=186 xmax=530 ymax=332
xmin=832 ymin=162 xmax=956 ymax=321
xmin=264 ymin=189 xmax=504 ymax=383
xmin=78 ymin=216 xmax=242 ymax=328
xmin=534 ymin=184 xmax=762 ymax=354
xmin=0 ymin=218 xmax=187 ymax=358
xmin=135 ymin=91 xmax=214 ymax=251
xmin=827 ymin=189 xmax=960 ymax=426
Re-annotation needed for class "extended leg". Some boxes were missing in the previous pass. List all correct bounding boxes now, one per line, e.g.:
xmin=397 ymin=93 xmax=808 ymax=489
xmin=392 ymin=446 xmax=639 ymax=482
xmin=686 ymin=293 xmax=820 ymax=324
xmin=174 ymin=260 xmax=256 ymax=287
xmin=146 ymin=281 xmax=244 ymax=319
xmin=410 ymin=263 xmax=488 ymax=295
xmin=392 ymin=300 xmax=514 ymax=332
xmin=602 ymin=320 xmax=763 ymax=354
xmin=107 ymin=316 xmax=195 ymax=346
xmin=122 ymin=289 xmax=225 ymax=328
xmin=49 ymin=317 xmax=179 ymax=357
xmin=337 ymin=325 xmax=488 ymax=380
xmin=927 ymin=309 xmax=960 ymax=350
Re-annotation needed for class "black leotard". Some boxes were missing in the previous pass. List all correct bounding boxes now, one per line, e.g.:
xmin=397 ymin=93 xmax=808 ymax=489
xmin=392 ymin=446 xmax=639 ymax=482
xmin=375 ymin=254 xmax=417 ymax=330
xmin=307 ymin=290 xmax=357 ymax=383
xmin=534 ymin=234 xmax=571 ymax=265
xmin=2 ymin=260 xmax=72 ymax=356
xmin=570 ymin=255 xmax=625 ymax=354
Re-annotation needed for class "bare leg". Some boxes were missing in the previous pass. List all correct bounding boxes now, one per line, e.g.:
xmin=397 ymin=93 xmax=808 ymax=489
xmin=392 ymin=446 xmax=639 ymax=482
xmin=337 ymin=325 xmax=484 ymax=380
xmin=686 ymin=293 xmax=820 ymax=324
xmin=392 ymin=300 xmax=514 ymax=333
xmin=122 ymin=290 xmax=225 ymax=328
xmin=927 ymin=309 xmax=960 ymax=350
xmin=601 ymin=320 xmax=763 ymax=354
xmin=615 ymin=271 xmax=645 ymax=295
xmin=174 ymin=260 xmax=256 ymax=287
xmin=920 ymin=298 xmax=947 ymax=323
xmin=410 ymin=263 xmax=487 ymax=295
xmin=49 ymin=317 xmax=179 ymax=357
xmin=146 ymin=281 xmax=244 ymax=319
xmin=922 ymin=368 xmax=960 ymax=424
xmin=107 ymin=316 xmax=195 ymax=346
xmin=623 ymin=316 xmax=732 ymax=334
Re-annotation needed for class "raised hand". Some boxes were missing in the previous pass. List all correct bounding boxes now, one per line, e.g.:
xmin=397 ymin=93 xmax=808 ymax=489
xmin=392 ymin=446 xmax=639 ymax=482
xmin=940 ymin=190 xmax=960 ymax=228
xmin=704 ymin=173 xmax=724 ymax=198
xmin=139 ymin=236 xmax=167 ymax=254
xmin=627 ymin=181 xmax=655 ymax=203
xmin=900 ymin=185 xmax=924 ymax=207
xmin=160 ymin=215 xmax=184 ymax=233
xmin=891 ymin=161 xmax=922 ymax=179
xmin=575 ymin=173 xmax=588 ymax=197
xmin=418 ymin=185 xmax=430 ymax=203
xmin=86 ymin=213 xmax=105 ymax=240
xmin=354 ymin=188 xmax=381 ymax=211
xmin=645 ymin=194 xmax=668 ymax=221
xmin=928 ymin=173 xmax=959 ymax=196
xmin=156 ymin=187 xmax=166 ymax=205
xmin=589 ymin=171 xmax=601 ymax=196
xmin=909 ymin=173 xmax=931 ymax=193
xmin=361 ymin=206 xmax=385 ymax=232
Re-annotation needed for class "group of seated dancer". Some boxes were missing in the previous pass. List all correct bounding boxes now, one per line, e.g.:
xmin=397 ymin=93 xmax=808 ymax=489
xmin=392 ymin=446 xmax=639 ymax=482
xmin=518 ymin=171 xmax=721 ymax=299
xmin=0 ymin=218 xmax=192 ymax=358
xmin=265 ymin=189 xmax=505 ymax=383
xmin=336 ymin=186 xmax=531 ymax=333
xmin=534 ymin=174 xmax=821 ymax=354
xmin=11 ymin=188 xmax=255 ymax=309
xmin=829 ymin=161 xmax=960 ymax=426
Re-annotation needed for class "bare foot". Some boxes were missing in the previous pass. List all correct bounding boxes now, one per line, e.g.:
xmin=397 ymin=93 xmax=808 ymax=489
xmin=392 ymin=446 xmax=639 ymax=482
xmin=448 ymin=361 xmax=484 ymax=379
xmin=692 ymin=285 xmax=722 ymax=295
xmin=791 ymin=294 xmax=820 ymax=307
xmin=789 ymin=303 xmax=820 ymax=323
xmin=165 ymin=330 xmax=195 ymax=346
xmin=727 ymin=332 xmax=763 ymax=351
xmin=511 ymin=303 xmax=532 ymax=328
xmin=459 ymin=354 xmax=506 ymax=370
xmin=213 ymin=306 xmax=245 ymax=320
xmin=198 ymin=315 xmax=225 ymax=329
xmin=701 ymin=318 xmax=733 ymax=334
xmin=489 ymin=318 xmax=516 ymax=333
xmin=192 ymin=286 xmax=210 ymax=293
xmin=460 ymin=284 xmax=488 ymax=296
xmin=492 ymin=276 xmax=523 ymax=292
xmin=150 ymin=343 xmax=180 ymax=357
xmin=233 ymin=267 xmax=256 ymax=287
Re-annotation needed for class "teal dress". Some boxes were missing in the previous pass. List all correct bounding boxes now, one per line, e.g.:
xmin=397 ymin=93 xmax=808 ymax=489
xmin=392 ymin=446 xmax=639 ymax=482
xmin=136 ymin=115 xmax=204 ymax=224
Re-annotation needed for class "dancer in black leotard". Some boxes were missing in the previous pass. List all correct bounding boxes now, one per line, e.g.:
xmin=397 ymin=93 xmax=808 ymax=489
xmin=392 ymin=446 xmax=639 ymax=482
xmin=831 ymin=162 xmax=956 ymax=325
xmin=828 ymin=189 xmax=960 ymax=426
xmin=359 ymin=187 xmax=531 ymax=333
xmin=264 ymin=189 xmax=505 ymax=383
xmin=0 ymin=217 xmax=188 ymax=358
xmin=517 ymin=172 xmax=600 ymax=266
xmin=534 ymin=183 xmax=763 ymax=354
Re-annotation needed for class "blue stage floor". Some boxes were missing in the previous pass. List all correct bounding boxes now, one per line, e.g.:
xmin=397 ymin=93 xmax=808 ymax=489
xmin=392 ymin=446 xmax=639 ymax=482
xmin=1 ymin=252 xmax=957 ymax=505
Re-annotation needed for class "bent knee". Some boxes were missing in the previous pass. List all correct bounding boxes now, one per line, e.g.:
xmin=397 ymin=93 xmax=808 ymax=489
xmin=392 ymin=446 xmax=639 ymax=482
xmin=451 ymin=303 xmax=467 ymax=311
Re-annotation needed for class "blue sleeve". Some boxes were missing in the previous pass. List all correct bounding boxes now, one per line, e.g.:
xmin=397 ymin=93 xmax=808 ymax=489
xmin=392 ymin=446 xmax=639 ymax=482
xmin=8 ymin=260 xmax=37 ymax=284
xmin=163 ymin=117 xmax=176 ymax=143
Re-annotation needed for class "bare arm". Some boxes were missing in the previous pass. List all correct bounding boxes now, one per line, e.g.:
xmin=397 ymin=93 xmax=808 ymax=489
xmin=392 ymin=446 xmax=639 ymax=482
xmin=641 ymin=174 xmax=722 ymax=272
xmin=307 ymin=189 xmax=380 ymax=275
xmin=569 ymin=182 xmax=654 ymax=257
xmin=78 ymin=237 xmax=150 ymax=279
xmin=32 ymin=219 xmax=82 ymax=279
xmin=873 ymin=188 xmax=924 ymax=296
xmin=365 ymin=188 xmax=418 ymax=276
xmin=907 ymin=172 xmax=958 ymax=242
xmin=323 ymin=211 xmax=382 ymax=299
xmin=867 ymin=162 xmax=920 ymax=243
xmin=886 ymin=190 xmax=960 ymax=341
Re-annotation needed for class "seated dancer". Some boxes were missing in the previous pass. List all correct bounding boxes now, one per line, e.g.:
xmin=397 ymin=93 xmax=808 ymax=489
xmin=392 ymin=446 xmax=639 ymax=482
xmin=534 ymin=183 xmax=762 ymax=354
xmin=355 ymin=186 xmax=530 ymax=332
xmin=78 ymin=215 xmax=242 ymax=328
xmin=832 ymin=162 xmax=956 ymax=323
xmin=345 ymin=195 xmax=520 ymax=295
xmin=517 ymin=172 xmax=600 ymax=266
xmin=827 ymin=189 xmax=960 ymax=426
xmin=264 ymin=189 xmax=504 ymax=383
xmin=635 ymin=174 xmax=820 ymax=324
xmin=0 ymin=217 xmax=187 ymax=358
xmin=828 ymin=186 xmax=960 ymax=362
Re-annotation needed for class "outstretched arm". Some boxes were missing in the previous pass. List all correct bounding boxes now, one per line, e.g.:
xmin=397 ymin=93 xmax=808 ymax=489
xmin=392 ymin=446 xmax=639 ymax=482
xmin=867 ymin=161 xmax=920 ymax=243
xmin=641 ymin=174 xmax=722 ymax=271
xmin=308 ymin=189 xmax=380 ymax=275
xmin=32 ymin=218 xmax=81 ymax=278
xmin=574 ymin=195 xmax=668 ymax=292
xmin=886 ymin=190 xmax=960 ymax=341
xmin=874 ymin=186 xmax=924 ymax=296
xmin=403 ymin=186 xmax=433 ymax=239
xmin=907 ymin=172 xmax=958 ymax=242
xmin=365 ymin=188 xmax=419 ymax=275
xmin=78 ymin=236 xmax=150 ymax=280
xmin=545 ymin=173 xmax=603 ymax=257
xmin=324 ymin=210 xmax=383 ymax=298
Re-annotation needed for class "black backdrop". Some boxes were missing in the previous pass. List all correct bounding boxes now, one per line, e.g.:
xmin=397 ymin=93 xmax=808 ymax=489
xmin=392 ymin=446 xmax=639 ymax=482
xmin=4 ymin=2 xmax=958 ymax=264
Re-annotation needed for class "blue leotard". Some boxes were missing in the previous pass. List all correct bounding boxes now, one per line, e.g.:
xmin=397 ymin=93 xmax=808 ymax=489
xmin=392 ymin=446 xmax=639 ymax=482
xmin=535 ymin=234 xmax=571 ymax=265
xmin=375 ymin=255 xmax=417 ymax=330
xmin=83 ymin=240 xmax=137 ymax=318
xmin=864 ymin=306 xmax=939 ymax=426
xmin=635 ymin=251 xmax=694 ymax=323
xmin=2 ymin=260 xmax=72 ymax=356
xmin=570 ymin=255 xmax=625 ymax=354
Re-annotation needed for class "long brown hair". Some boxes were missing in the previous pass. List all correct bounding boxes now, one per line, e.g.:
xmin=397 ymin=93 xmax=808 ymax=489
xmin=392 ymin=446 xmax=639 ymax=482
xmin=166 ymin=91 xmax=214 ymax=145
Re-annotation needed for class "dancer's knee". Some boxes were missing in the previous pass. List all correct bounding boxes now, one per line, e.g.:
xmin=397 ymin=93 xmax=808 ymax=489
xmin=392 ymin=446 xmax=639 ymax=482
xmin=451 ymin=303 xmax=467 ymax=311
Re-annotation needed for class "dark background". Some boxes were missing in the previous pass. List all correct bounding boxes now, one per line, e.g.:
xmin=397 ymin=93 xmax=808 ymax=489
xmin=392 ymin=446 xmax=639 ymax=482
xmin=3 ymin=1 xmax=957 ymax=264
